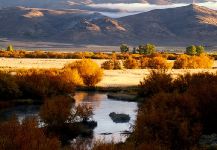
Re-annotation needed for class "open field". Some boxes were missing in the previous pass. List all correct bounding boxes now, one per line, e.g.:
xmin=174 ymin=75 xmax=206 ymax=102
xmin=0 ymin=58 xmax=217 ymax=87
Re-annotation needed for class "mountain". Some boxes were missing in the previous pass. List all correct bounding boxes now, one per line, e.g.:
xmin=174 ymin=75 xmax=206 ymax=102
xmin=119 ymin=4 xmax=217 ymax=45
xmin=0 ymin=6 xmax=128 ymax=44
xmin=0 ymin=4 xmax=216 ymax=46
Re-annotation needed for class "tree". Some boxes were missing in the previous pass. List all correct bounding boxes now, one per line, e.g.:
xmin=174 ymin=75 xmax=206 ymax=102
xmin=7 ymin=45 xmax=14 ymax=51
xmin=120 ymin=44 xmax=129 ymax=53
xmin=186 ymin=45 xmax=197 ymax=55
xmin=138 ymin=43 xmax=156 ymax=55
xmin=196 ymin=45 xmax=205 ymax=55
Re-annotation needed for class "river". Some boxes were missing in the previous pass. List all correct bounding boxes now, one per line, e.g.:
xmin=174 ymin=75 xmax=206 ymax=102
xmin=0 ymin=92 xmax=138 ymax=143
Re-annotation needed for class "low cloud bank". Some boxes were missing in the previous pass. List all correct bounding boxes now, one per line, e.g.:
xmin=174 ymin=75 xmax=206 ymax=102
xmin=89 ymin=1 xmax=217 ymax=13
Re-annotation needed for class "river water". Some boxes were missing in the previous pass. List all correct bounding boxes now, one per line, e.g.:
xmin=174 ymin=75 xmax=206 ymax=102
xmin=0 ymin=92 xmax=138 ymax=143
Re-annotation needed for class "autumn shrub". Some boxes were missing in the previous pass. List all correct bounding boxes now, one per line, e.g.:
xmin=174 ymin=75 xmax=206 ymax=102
xmin=140 ymin=57 xmax=149 ymax=69
xmin=101 ymin=60 xmax=114 ymax=70
xmin=136 ymin=72 xmax=217 ymax=149
xmin=147 ymin=56 xmax=172 ymax=69
xmin=173 ymin=72 xmax=217 ymax=133
xmin=0 ymin=71 xmax=21 ymax=100
xmin=101 ymin=60 xmax=122 ymax=70
xmin=123 ymin=56 xmax=139 ymax=69
xmin=132 ymin=92 xmax=202 ymax=150
xmin=92 ymin=52 xmax=110 ymax=59
xmin=138 ymin=70 xmax=173 ymax=97
xmin=189 ymin=54 xmax=214 ymax=69
xmin=60 ymin=68 xmax=83 ymax=86
xmin=39 ymin=96 xmax=74 ymax=127
xmin=17 ymin=69 xmax=76 ymax=99
xmin=40 ymin=96 xmax=94 ymax=127
xmin=113 ymin=60 xmax=122 ymax=69
xmin=65 ymin=59 xmax=104 ymax=86
xmin=0 ymin=117 xmax=60 ymax=150
xmin=174 ymin=54 xmax=214 ymax=69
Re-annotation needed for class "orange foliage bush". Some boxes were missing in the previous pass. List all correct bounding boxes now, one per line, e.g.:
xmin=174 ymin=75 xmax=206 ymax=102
xmin=40 ymin=96 xmax=94 ymax=128
xmin=174 ymin=54 xmax=214 ymax=69
xmin=147 ymin=56 xmax=172 ymax=69
xmin=17 ymin=69 xmax=75 ymax=98
xmin=39 ymin=96 xmax=74 ymax=127
xmin=0 ymin=117 xmax=60 ymax=150
xmin=65 ymin=59 xmax=104 ymax=86
xmin=133 ymin=92 xmax=201 ymax=150
xmin=139 ymin=70 xmax=173 ymax=97
xmin=123 ymin=57 xmax=140 ymax=69
xmin=140 ymin=57 xmax=149 ymax=69
xmin=137 ymin=71 xmax=217 ymax=149
xmin=101 ymin=59 xmax=122 ymax=70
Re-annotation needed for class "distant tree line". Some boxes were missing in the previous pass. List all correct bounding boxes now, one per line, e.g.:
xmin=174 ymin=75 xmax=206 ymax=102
xmin=120 ymin=44 xmax=206 ymax=56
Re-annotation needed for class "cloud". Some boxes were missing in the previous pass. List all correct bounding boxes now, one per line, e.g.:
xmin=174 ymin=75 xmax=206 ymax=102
xmin=198 ymin=1 xmax=217 ymax=10
xmin=88 ymin=1 xmax=217 ymax=13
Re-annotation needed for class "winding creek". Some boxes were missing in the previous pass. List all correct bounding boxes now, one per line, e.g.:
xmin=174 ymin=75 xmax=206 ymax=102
xmin=0 ymin=92 xmax=138 ymax=143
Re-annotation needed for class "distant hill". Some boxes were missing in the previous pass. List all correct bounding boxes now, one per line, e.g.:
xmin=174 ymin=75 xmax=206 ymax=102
xmin=0 ymin=4 xmax=216 ymax=46
xmin=119 ymin=4 xmax=217 ymax=45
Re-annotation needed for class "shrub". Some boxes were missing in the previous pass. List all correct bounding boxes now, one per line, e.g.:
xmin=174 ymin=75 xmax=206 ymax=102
xmin=133 ymin=92 xmax=201 ymax=150
xmin=123 ymin=57 xmax=139 ymax=69
xmin=137 ymin=72 xmax=217 ymax=148
xmin=17 ymin=69 xmax=76 ymax=99
xmin=40 ymin=96 xmax=94 ymax=127
xmin=0 ymin=117 xmax=60 ymax=150
xmin=65 ymin=59 xmax=104 ymax=86
xmin=174 ymin=54 xmax=214 ymax=69
xmin=0 ymin=71 xmax=21 ymax=100
xmin=60 ymin=68 xmax=83 ymax=86
xmin=173 ymin=54 xmax=189 ymax=69
xmin=101 ymin=60 xmax=122 ymax=70
xmin=75 ymin=104 xmax=93 ymax=122
xmin=39 ymin=96 xmax=74 ymax=127
xmin=173 ymin=72 xmax=217 ymax=133
xmin=147 ymin=56 xmax=172 ymax=69
xmin=140 ymin=57 xmax=149 ymax=69
xmin=101 ymin=60 xmax=114 ymax=70
xmin=138 ymin=70 xmax=173 ymax=97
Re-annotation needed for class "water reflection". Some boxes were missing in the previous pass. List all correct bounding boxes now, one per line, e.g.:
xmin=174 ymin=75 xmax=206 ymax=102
xmin=0 ymin=92 xmax=138 ymax=143
xmin=74 ymin=92 xmax=138 ymax=142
